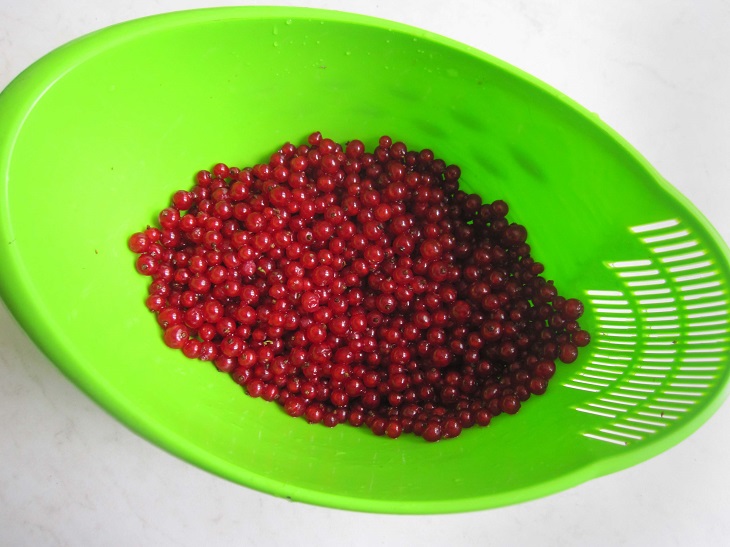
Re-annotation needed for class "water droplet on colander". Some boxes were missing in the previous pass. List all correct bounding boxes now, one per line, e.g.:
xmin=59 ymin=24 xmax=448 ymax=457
xmin=345 ymin=51 xmax=352 ymax=56
xmin=286 ymin=19 xmax=292 ymax=25
xmin=273 ymin=41 xmax=279 ymax=47
xmin=273 ymin=26 xmax=279 ymax=35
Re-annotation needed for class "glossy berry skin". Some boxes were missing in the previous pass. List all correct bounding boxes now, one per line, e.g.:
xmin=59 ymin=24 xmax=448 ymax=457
xmin=163 ymin=324 xmax=189 ymax=349
xmin=130 ymin=133 xmax=588 ymax=442
xmin=128 ymin=232 xmax=150 ymax=253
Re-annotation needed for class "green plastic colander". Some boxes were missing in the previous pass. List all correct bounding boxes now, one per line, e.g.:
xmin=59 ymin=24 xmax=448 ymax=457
xmin=1 ymin=7 xmax=728 ymax=514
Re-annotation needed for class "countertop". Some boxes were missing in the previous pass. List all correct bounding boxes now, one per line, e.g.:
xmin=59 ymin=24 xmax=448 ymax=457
xmin=1 ymin=1 xmax=729 ymax=545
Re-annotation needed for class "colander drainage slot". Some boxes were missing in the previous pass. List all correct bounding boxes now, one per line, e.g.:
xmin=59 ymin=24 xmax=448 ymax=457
xmin=567 ymin=218 xmax=729 ymax=447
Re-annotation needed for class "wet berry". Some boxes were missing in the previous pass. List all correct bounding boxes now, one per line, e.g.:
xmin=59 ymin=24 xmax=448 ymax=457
xmin=129 ymin=133 xmax=588 ymax=442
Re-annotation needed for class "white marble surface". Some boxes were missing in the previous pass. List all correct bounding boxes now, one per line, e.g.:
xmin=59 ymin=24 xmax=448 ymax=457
xmin=1 ymin=1 xmax=730 ymax=545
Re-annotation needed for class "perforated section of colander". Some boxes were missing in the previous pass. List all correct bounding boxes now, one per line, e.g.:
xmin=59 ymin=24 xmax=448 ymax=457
xmin=565 ymin=219 xmax=729 ymax=446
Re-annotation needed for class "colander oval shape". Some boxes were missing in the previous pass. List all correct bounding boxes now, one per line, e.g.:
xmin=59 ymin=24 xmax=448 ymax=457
xmin=0 ymin=7 xmax=728 ymax=513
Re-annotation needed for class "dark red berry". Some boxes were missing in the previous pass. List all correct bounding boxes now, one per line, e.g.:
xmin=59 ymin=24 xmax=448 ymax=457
xmin=572 ymin=330 xmax=591 ymax=347
xmin=422 ymin=421 xmax=443 ymax=442
xmin=562 ymin=298 xmax=584 ymax=320
xmin=128 ymin=232 xmax=150 ymax=253
xmin=130 ymin=134 xmax=588 ymax=442
xmin=163 ymin=324 xmax=189 ymax=349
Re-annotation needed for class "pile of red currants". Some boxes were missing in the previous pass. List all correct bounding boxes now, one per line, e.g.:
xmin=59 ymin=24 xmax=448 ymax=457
xmin=129 ymin=133 xmax=589 ymax=441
